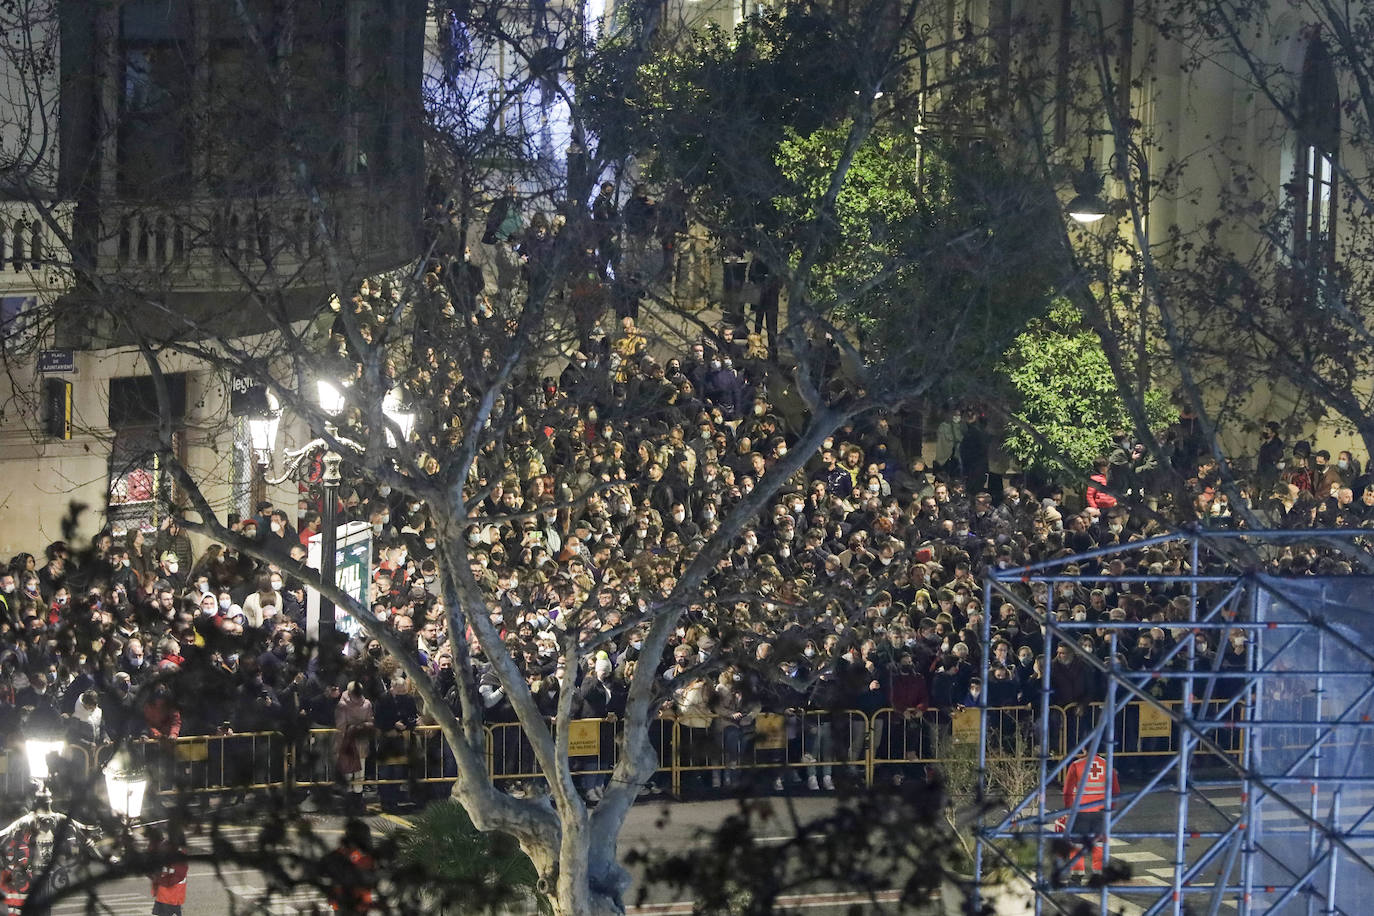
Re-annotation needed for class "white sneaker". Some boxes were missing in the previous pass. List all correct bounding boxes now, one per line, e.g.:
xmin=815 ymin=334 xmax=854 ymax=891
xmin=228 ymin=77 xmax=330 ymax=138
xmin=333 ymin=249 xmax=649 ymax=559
xmin=822 ymin=775 xmax=834 ymax=791
xmin=807 ymin=775 xmax=820 ymax=791
xmin=773 ymin=777 xmax=784 ymax=792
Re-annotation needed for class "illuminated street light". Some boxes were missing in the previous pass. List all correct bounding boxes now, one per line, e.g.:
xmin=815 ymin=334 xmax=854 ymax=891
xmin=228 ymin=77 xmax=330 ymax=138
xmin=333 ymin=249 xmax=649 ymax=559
xmin=1067 ymin=156 xmax=1109 ymax=223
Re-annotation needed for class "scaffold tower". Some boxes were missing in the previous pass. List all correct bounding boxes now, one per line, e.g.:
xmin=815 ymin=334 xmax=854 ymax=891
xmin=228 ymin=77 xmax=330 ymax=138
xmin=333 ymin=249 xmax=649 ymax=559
xmin=975 ymin=529 xmax=1374 ymax=916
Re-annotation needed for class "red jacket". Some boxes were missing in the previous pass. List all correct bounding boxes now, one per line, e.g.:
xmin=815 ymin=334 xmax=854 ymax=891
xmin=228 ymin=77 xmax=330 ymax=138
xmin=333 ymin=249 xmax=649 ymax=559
xmin=143 ymin=697 xmax=182 ymax=738
xmin=149 ymin=842 xmax=189 ymax=905
xmin=327 ymin=845 xmax=375 ymax=912
xmin=889 ymin=669 xmax=929 ymax=713
xmin=1085 ymin=473 xmax=1117 ymax=509
xmin=1063 ymin=754 xmax=1119 ymax=813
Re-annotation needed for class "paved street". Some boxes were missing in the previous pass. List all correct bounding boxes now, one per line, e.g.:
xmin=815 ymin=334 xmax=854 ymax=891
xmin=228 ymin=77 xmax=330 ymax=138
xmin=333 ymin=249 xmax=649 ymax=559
xmin=31 ymin=778 xmax=1285 ymax=915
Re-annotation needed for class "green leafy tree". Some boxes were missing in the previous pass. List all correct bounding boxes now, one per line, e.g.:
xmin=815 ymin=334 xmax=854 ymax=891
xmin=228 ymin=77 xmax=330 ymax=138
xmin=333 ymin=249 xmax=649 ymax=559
xmin=1001 ymin=299 xmax=1174 ymax=478
xmin=605 ymin=4 xmax=1066 ymax=401
xmin=386 ymin=801 xmax=551 ymax=915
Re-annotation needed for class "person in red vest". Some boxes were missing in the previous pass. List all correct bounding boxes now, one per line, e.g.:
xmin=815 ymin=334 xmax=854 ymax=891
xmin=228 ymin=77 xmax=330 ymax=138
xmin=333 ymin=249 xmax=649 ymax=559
xmin=146 ymin=825 xmax=189 ymax=916
xmin=325 ymin=819 xmax=376 ymax=914
xmin=1061 ymin=746 xmax=1120 ymax=882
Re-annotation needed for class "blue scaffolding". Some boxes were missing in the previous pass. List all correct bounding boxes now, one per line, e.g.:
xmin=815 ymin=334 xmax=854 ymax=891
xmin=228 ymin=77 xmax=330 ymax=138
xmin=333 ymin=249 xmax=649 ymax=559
xmin=975 ymin=529 xmax=1374 ymax=916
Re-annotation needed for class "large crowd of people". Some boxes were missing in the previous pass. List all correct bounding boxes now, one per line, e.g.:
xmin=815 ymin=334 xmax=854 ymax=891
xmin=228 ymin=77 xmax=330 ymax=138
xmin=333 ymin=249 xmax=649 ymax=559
xmin=2 ymin=189 xmax=1370 ymax=813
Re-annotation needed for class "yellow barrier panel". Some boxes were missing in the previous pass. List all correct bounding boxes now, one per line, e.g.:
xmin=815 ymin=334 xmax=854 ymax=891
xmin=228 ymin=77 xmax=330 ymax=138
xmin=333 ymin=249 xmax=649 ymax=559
xmin=174 ymin=739 xmax=209 ymax=763
xmin=567 ymin=720 xmax=601 ymax=757
xmin=1138 ymin=703 xmax=1172 ymax=739
xmin=951 ymin=708 xmax=981 ymax=744
xmin=754 ymin=713 xmax=786 ymax=751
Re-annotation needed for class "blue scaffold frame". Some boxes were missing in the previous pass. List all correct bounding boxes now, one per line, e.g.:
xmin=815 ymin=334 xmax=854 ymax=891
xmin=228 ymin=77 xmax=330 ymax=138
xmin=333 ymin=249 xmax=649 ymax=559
xmin=974 ymin=528 xmax=1374 ymax=916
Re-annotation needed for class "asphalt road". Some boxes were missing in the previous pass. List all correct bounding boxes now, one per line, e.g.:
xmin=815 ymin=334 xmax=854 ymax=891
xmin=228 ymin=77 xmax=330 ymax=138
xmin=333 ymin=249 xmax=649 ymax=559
xmin=37 ymin=780 xmax=1255 ymax=916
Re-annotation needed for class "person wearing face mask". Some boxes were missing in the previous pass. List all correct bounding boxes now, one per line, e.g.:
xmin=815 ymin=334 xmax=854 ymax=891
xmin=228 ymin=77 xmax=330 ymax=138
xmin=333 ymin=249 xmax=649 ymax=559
xmin=154 ymin=517 xmax=194 ymax=579
xmin=1255 ymin=421 xmax=1286 ymax=488
xmin=257 ymin=509 xmax=297 ymax=561
xmin=241 ymin=573 xmax=283 ymax=629
xmin=155 ymin=551 xmax=186 ymax=593
xmin=662 ymin=502 xmax=699 ymax=542
xmin=615 ymin=632 xmax=646 ymax=668
xmin=334 ymin=681 xmax=374 ymax=817
xmin=703 ymin=350 xmax=745 ymax=419
xmin=884 ymin=651 xmax=929 ymax=779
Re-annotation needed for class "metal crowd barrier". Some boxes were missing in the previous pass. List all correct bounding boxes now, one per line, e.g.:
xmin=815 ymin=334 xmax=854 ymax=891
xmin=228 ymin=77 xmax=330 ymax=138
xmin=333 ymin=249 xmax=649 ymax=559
xmin=56 ymin=699 xmax=1242 ymax=799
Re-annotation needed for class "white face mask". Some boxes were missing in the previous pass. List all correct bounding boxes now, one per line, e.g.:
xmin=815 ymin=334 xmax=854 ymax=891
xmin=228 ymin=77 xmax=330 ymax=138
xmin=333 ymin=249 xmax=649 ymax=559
xmin=271 ymin=580 xmax=283 ymax=591
xmin=166 ymin=562 xmax=179 ymax=574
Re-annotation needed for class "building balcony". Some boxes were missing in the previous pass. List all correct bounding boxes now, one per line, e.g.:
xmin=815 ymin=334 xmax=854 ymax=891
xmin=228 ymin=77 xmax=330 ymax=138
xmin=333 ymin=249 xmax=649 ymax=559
xmin=94 ymin=175 xmax=420 ymax=293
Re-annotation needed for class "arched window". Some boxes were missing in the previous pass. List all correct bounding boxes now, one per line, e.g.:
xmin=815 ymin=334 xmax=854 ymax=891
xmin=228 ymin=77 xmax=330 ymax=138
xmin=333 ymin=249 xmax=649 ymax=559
xmin=1295 ymin=37 xmax=1339 ymax=263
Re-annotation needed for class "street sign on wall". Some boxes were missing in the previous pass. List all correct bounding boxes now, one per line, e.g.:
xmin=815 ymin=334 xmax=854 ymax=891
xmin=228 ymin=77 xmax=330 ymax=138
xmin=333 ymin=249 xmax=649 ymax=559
xmin=37 ymin=349 xmax=73 ymax=373
xmin=306 ymin=520 xmax=373 ymax=640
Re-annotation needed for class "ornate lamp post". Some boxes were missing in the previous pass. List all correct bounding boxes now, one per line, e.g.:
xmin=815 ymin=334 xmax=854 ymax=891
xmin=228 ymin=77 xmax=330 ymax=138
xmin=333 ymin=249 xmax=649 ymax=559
xmin=102 ymin=749 xmax=149 ymax=829
xmin=265 ymin=380 xmax=410 ymax=658
xmin=0 ymin=738 xmax=110 ymax=912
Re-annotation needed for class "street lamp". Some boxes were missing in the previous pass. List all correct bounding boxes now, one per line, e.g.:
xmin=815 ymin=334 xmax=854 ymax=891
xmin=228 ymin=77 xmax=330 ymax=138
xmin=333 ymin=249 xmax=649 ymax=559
xmin=246 ymin=390 xmax=281 ymax=509
xmin=0 ymin=740 xmax=113 ymax=911
xmin=1066 ymin=156 xmax=1109 ymax=223
xmin=382 ymin=389 xmax=415 ymax=447
xmin=24 ymin=738 xmax=65 ymax=788
xmin=316 ymin=380 xmax=348 ymax=417
xmin=102 ymin=749 xmax=148 ymax=826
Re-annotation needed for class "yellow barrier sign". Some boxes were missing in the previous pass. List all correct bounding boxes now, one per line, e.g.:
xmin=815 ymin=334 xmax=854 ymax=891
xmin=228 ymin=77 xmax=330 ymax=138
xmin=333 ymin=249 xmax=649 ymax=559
xmin=952 ymin=708 xmax=981 ymax=744
xmin=755 ymin=713 xmax=786 ymax=750
xmin=568 ymin=719 xmax=601 ymax=757
xmin=1138 ymin=703 xmax=1172 ymax=739
xmin=175 ymin=739 xmax=209 ymax=763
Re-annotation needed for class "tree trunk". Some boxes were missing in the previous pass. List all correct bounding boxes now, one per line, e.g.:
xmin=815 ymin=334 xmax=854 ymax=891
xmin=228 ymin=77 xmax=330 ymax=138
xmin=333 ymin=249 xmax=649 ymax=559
xmin=523 ymin=820 xmax=630 ymax=916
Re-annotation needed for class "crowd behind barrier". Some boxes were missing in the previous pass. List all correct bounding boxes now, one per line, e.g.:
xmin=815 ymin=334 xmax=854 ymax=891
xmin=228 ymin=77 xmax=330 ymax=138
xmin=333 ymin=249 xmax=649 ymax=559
xmin=0 ymin=189 xmax=1367 ymax=815
xmin=5 ymin=699 xmax=1250 ymax=810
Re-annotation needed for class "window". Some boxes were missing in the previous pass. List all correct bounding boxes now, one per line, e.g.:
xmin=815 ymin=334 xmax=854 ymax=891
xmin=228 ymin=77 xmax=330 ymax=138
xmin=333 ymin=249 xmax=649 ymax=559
xmin=107 ymin=373 xmax=188 ymax=534
xmin=1295 ymin=37 xmax=1339 ymax=263
xmin=0 ymin=295 xmax=36 ymax=352
xmin=117 ymin=1 xmax=192 ymax=194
